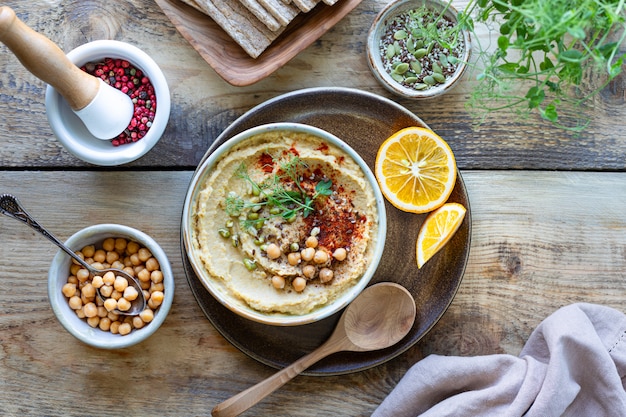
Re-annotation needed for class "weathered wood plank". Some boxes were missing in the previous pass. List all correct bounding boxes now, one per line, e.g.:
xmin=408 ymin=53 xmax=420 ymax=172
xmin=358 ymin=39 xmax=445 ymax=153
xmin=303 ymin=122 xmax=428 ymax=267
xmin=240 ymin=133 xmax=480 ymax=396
xmin=0 ymin=0 xmax=624 ymax=170
xmin=0 ymin=170 xmax=624 ymax=416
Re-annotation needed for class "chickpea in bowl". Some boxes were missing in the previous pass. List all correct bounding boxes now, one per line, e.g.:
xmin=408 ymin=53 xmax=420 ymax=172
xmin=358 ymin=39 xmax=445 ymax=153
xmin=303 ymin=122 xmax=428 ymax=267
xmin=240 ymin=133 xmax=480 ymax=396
xmin=48 ymin=224 xmax=174 ymax=349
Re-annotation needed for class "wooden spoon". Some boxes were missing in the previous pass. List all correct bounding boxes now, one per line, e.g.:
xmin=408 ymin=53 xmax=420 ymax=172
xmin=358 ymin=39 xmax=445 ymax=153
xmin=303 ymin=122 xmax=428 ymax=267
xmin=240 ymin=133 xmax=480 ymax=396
xmin=212 ymin=282 xmax=416 ymax=417
xmin=0 ymin=6 xmax=133 ymax=140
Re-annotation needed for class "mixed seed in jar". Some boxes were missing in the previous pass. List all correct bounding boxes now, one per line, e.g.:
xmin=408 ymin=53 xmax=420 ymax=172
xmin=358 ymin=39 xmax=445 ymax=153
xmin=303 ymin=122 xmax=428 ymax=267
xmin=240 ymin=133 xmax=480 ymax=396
xmin=80 ymin=58 xmax=156 ymax=146
xmin=62 ymin=237 xmax=165 ymax=336
xmin=379 ymin=6 xmax=465 ymax=90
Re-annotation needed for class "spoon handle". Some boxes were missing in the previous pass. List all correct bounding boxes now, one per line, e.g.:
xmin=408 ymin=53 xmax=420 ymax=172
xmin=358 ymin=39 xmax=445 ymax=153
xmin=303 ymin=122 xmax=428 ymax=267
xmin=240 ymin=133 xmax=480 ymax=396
xmin=0 ymin=6 xmax=99 ymax=110
xmin=211 ymin=336 xmax=348 ymax=417
xmin=0 ymin=194 xmax=91 ymax=270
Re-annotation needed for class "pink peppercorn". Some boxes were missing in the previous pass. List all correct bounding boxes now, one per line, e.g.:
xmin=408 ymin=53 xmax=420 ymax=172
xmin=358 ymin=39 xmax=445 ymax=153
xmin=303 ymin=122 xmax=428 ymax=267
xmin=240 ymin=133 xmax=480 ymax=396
xmin=80 ymin=57 xmax=157 ymax=146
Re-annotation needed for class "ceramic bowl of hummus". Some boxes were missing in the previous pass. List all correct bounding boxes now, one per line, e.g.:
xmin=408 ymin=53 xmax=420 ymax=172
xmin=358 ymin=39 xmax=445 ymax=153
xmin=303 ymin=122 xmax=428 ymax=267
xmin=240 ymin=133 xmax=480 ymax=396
xmin=182 ymin=123 xmax=387 ymax=326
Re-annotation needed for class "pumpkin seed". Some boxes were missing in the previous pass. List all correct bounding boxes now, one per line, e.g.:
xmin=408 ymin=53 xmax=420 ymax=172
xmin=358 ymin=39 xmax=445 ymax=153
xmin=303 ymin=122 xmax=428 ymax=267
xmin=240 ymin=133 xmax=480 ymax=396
xmin=393 ymin=41 xmax=401 ymax=55
xmin=432 ymin=72 xmax=446 ymax=83
xmin=414 ymin=83 xmax=429 ymax=90
xmin=394 ymin=63 xmax=410 ymax=74
xmin=391 ymin=72 xmax=404 ymax=83
xmin=393 ymin=30 xmax=407 ymax=40
xmin=414 ymin=48 xmax=428 ymax=59
xmin=410 ymin=60 xmax=422 ymax=73
xmin=243 ymin=258 xmax=257 ymax=271
xmin=432 ymin=62 xmax=443 ymax=74
xmin=404 ymin=76 xmax=418 ymax=84
xmin=415 ymin=39 xmax=424 ymax=49
xmin=386 ymin=44 xmax=396 ymax=59
xmin=423 ymin=75 xmax=436 ymax=85
xmin=406 ymin=40 xmax=416 ymax=53
xmin=439 ymin=53 xmax=449 ymax=67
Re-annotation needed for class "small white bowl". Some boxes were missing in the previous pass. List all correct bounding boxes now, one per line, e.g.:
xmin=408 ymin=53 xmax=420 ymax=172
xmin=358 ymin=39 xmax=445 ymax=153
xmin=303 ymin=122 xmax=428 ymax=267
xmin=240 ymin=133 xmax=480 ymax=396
xmin=182 ymin=123 xmax=387 ymax=326
xmin=367 ymin=0 xmax=471 ymax=99
xmin=45 ymin=40 xmax=170 ymax=166
xmin=48 ymin=224 xmax=174 ymax=349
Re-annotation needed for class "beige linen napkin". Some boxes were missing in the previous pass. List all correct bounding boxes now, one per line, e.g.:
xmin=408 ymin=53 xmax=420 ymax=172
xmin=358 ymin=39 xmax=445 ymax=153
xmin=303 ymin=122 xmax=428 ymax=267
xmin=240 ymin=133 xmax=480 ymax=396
xmin=372 ymin=303 xmax=626 ymax=417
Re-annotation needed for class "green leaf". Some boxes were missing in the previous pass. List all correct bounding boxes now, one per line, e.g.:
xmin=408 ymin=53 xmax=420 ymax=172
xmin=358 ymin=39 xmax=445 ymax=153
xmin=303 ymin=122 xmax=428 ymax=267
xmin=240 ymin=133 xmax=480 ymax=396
xmin=498 ymin=35 xmax=509 ymax=50
xmin=498 ymin=62 xmax=519 ymax=73
xmin=567 ymin=26 xmax=585 ymax=40
xmin=545 ymin=81 xmax=559 ymax=92
xmin=500 ymin=22 xmax=511 ymax=35
xmin=610 ymin=59 xmax=623 ymax=78
xmin=558 ymin=49 xmax=583 ymax=63
xmin=597 ymin=42 xmax=618 ymax=59
xmin=315 ymin=179 xmax=333 ymax=196
xmin=539 ymin=57 xmax=554 ymax=71
xmin=494 ymin=1 xmax=510 ymax=13
xmin=542 ymin=105 xmax=558 ymax=122
xmin=525 ymin=86 xmax=545 ymax=109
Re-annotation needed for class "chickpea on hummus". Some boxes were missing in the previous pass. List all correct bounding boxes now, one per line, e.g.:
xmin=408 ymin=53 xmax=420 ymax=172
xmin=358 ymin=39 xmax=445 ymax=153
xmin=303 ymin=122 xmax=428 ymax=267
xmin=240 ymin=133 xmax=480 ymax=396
xmin=192 ymin=129 xmax=379 ymax=315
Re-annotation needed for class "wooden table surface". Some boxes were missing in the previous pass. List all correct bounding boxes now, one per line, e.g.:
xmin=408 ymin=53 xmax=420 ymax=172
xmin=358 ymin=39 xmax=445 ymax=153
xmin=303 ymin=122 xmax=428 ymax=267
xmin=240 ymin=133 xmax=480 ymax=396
xmin=1 ymin=1 xmax=625 ymax=415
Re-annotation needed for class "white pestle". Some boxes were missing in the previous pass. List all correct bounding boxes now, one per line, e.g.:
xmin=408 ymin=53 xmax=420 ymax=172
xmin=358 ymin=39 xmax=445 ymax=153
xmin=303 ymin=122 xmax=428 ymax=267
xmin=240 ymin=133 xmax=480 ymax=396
xmin=0 ymin=6 xmax=133 ymax=140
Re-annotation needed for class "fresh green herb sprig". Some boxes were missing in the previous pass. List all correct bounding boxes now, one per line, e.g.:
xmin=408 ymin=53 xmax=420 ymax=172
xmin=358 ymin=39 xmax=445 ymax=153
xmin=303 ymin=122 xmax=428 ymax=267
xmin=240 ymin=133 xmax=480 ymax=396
xmin=224 ymin=155 xmax=333 ymax=225
xmin=467 ymin=0 xmax=626 ymax=131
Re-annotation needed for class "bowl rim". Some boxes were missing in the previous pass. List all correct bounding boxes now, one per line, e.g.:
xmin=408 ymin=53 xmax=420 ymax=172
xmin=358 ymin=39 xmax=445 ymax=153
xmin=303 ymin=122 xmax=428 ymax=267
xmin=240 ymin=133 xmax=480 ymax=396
xmin=181 ymin=122 xmax=388 ymax=326
xmin=366 ymin=0 xmax=472 ymax=99
xmin=44 ymin=40 xmax=170 ymax=166
xmin=47 ymin=223 xmax=174 ymax=349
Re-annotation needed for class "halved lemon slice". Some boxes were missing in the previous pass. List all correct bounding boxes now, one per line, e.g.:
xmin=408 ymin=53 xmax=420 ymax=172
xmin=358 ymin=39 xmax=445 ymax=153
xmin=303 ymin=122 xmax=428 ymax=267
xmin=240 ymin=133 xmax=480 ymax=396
xmin=375 ymin=127 xmax=457 ymax=214
xmin=416 ymin=202 xmax=466 ymax=268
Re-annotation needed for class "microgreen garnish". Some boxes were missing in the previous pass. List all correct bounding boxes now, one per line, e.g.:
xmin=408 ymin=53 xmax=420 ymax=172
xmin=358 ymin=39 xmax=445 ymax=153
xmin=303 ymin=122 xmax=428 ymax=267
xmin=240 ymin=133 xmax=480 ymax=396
xmin=224 ymin=155 xmax=332 ymax=225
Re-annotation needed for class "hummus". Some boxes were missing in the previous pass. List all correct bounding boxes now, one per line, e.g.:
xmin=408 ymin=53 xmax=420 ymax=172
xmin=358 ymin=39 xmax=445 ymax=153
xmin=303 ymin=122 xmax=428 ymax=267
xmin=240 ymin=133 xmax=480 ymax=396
xmin=192 ymin=129 xmax=378 ymax=315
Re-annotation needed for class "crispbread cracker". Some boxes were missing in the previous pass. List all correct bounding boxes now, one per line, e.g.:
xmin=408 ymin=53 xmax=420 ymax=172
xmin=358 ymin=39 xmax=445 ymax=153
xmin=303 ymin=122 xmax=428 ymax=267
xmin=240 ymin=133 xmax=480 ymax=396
xmin=177 ymin=0 xmax=342 ymax=59
xmin=238 ymin=0 xmax=282 ymax=32
xmin=290 ymin=0 xmax=319 ymax=12
xmin=258 ymin=0 xmax=299 ymax=26
xmin=192 ymin=0 xmax=283 ymax=58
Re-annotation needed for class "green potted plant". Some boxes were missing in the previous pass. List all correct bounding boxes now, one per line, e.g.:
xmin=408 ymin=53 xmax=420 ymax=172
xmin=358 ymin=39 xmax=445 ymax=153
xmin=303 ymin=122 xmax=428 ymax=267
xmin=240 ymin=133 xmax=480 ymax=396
xmin=468 ymin=0 xmax=626 ymax=130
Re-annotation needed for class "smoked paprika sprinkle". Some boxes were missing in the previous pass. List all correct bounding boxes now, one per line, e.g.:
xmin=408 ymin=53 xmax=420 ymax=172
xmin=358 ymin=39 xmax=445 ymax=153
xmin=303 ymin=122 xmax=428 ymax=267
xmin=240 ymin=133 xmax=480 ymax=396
xmin=81 ymin=58 xmax=156 ymax=146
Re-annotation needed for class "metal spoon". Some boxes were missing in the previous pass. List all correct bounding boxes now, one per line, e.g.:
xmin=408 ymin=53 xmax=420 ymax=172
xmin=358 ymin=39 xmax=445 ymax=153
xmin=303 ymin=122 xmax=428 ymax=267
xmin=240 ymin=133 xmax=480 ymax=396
xmin=0 ymin=6 xmax=134 ymax=140
xmin=0 ymin=194 xmax=146 ymax=315
xmin=212 ymin=282 xmax=416 ymax=417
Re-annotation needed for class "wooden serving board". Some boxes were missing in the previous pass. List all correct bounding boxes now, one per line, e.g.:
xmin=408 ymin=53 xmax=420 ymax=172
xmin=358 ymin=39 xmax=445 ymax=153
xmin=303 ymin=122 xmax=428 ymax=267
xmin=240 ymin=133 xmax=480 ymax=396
xmin=154 ymin=0 xmax=364 ymax=86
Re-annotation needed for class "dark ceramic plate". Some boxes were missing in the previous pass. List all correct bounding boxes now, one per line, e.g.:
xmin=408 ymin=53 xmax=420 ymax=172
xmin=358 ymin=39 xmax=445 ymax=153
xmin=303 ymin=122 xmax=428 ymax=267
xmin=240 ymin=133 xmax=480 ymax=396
xmin=181 ymin=87 xmax=471 ymax=376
